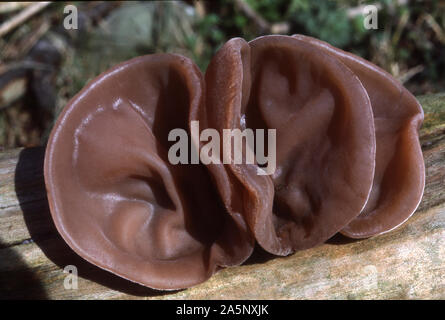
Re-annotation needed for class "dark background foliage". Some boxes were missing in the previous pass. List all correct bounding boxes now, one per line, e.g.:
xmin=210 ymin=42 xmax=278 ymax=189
xmin=1 ymin=0 xmax=444 ymax=150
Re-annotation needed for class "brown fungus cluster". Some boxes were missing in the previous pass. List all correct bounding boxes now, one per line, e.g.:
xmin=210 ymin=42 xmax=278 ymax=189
xmin=44 ymin=35 xmax=425 ymax=290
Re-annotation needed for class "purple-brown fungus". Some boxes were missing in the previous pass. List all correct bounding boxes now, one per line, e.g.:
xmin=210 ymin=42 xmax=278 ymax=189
xmin=44 ymin=54 xmax=253 ymax=290
xmin=292 ymin=35 xmax=425 ymax=238
xmin=44 ymin=35 xmax=424 ymax=290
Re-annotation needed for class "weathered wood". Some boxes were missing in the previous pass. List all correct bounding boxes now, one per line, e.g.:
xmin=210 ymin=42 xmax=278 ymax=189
xmin=0 ymin=94 xmax=444 ymax=299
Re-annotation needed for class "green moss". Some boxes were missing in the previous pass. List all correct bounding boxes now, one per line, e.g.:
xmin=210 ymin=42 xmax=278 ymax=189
xmin=418 ymin=94 xmax=445 ymax=131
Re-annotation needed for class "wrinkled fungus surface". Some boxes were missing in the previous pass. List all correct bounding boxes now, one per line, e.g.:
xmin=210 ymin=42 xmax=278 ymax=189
xmin=201 ymin=36 xmax=377 ymax=255
xmin=291 ymin=35 xmax=425 ymax=239
xmin=44 ymin=35 xmax=425 ymax=290
xmin=44 ymin=54 xmax=253 ymax=290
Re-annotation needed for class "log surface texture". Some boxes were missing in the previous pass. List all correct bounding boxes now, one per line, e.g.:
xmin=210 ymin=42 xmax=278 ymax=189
xmin=0 ymin=94 xmax=444 ymax=300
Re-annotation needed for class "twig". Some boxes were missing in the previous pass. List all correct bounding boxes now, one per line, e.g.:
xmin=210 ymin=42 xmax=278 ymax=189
xmin=346 ymin=3 xmax=382 ymax=18
xmin=346 ymin=0 xmax=407 ymax=18
xmin=0 ymin=2 xmax=33 ymax=14
xmin=0 ymin=2 xmax=52 ymax=38
xmin=3 ymin=19 xmax=50 ymax=59
xmin=233 ymin=0 xmax=289 ymax=34
xmin=0 ymin=75 xmax=27 ymax=110
xmin=424 ymin=14 xmax=445 ymax=44
xmin=397 ymin=65 xmax=424 ymax=84
xmin=391 ymin=9 xmax=409 ymax=46
xmin=233 ymin=0 xmax=270 ymax=33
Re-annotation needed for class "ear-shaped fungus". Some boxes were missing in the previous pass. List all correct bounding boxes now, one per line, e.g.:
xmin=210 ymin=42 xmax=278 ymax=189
xmin=201 ymin=36 xmax=376 ymax=255
xmin=45 ymin=35 xmax=425 ymax=290
xmin=292 ymin=35 xmax=425 ymax=238
xmin=44 ymin=54 xmax=253 ymax=290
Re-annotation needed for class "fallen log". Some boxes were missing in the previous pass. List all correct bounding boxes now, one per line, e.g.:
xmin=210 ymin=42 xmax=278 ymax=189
xmin=0 ymin=93 xmax=444 ymax=299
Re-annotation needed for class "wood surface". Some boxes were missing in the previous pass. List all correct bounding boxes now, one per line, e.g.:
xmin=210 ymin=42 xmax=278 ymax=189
xmin=0 ymin=93 xmax=444 ymax=299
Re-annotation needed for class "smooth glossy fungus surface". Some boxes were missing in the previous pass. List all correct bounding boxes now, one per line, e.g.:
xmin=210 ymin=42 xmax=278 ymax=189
xmin=45 ymin=35 xmax=424 ymax=290
xmin=44 ymin=54 xmax=253 ymax=290
xmin=292 ymin=35 xmax=425 ymax=238
xmin=202 ymin=36 xmax=376 ymax=255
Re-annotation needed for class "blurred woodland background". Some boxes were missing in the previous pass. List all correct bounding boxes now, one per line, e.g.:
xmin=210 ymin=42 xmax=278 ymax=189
xmin=0 ymin=0 xmax=444 ymax=150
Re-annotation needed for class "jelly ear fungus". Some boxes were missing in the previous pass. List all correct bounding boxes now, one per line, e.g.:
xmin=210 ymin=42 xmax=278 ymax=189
xmin=44 ymin=54 xmax=253 ymax=290
xmin=44 ymin=35 xmax=425 ymax=291
xmin=292 ymin=35 xmax=425 ymax=238
xmin=201 ymin=35 xmax=376 ymax=255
